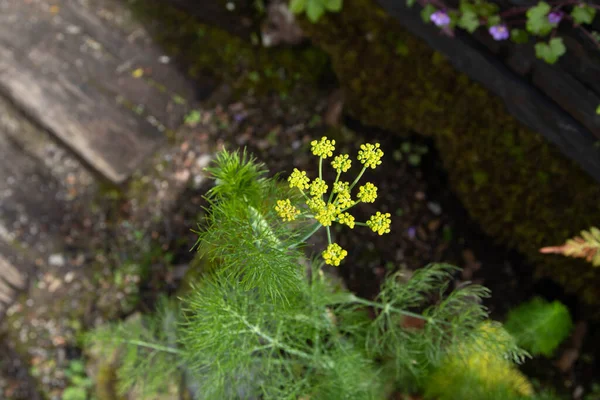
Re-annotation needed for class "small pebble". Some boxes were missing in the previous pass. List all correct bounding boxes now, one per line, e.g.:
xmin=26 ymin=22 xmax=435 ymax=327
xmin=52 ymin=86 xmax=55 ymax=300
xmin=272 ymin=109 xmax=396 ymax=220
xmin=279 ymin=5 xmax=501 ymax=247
xmin=48 ymin=254 xmax=65 ymax=267
xmin=427 ymin=201 xmax=442 ymax=216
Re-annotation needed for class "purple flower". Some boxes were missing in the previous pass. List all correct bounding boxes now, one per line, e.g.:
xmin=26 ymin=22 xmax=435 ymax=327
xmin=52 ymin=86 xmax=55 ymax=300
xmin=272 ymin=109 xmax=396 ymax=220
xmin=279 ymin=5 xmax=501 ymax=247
xmin=489 ymin=24 xmax=509 ymax=41
xmin=548 ymin=11 xmax=564 ymax=24
xmin=430 ymin=10 xmax=451 ymax=27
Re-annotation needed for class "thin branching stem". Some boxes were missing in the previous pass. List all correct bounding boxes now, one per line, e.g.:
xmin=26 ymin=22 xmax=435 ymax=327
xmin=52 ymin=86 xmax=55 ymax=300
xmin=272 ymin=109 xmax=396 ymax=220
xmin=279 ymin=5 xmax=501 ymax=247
xmin=289 ymin=223 xmax=322 ymax=249
xmin=119 ymin=339 xmax=182 ymax=355
xmin=226 ymin=307 xmax=314 ymax=362
xmin=349 ymin=166 xmax=367 ymax=190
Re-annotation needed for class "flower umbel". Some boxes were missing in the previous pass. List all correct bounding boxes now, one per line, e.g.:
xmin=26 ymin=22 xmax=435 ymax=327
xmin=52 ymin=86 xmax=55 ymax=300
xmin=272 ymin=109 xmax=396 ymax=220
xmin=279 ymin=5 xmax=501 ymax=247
xmin=333 ymin=181 xmax=350 ymax=194
xmin=367 ymin=212 xmax=392 ymax=235
xmin=315 ymin=203 xmax=338 ymax=227
xmin=309 ymin=178 xmax=328 ymax=197
xmin=275 ymin=199 xmax=300 ymax=222
xmin=337 ymin=212 xmax=355 ymax=229
xmin=335 ymin=189 xmax=354 ymax=209
xmin=357 ymin=143 xmax=384 ymax=169
xmin=357 ymin=183 xmax=378 ymax=203
xmin=306 ymin=196 xmax=326 ymax=213
xmin=278 ymin=138 xmax=390 ymax=268
xmin=322 ymin=243 xmax=348 ymax=266
xmin=288 ymin=168 xmax=310 ymax=190
xmin=331 ymin=154 xmax=352 ymax=173
xmin=311 ymin=136 xmax=336 ymax=159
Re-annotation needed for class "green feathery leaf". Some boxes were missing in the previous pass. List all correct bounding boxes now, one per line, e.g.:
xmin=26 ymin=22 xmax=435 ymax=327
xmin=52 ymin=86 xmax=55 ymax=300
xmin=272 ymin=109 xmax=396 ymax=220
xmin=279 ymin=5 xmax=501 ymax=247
xmin=504 ymin=297 xmax=573 ymax=357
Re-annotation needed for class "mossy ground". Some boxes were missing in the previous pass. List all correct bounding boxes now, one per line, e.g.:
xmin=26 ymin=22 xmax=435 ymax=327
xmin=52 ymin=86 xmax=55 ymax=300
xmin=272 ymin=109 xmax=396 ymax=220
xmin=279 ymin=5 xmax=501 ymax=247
xmin=129 ymin=0 xmax=331 ymax=97
xmin=299 ymin=0 xmax=600 ymax=305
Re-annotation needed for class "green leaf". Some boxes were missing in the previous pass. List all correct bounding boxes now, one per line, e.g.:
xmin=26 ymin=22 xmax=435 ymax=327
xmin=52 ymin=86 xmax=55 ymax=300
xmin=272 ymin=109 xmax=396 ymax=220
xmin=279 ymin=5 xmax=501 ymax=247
xmin=325 ymin=0 xmax=342 ymax=12
xmin=476 ymin=2 xmax=499 ymax=17
xmin=459 ymin=1 xmax=476 ymax=14
xmin=421 ymin=4 xmax=437 ymax=23
xmin=406 ymin=0 xmax=416 ymax=7
xmin=289 ymin=0 xmax=306 ymax=14
xmin=526 ymin=1 xmax=553 ymax=36
xmin=510 ymin=28 xmax=530 ymax=44
xmin=486 ymin=14 xmax=501 ymax=27
xmin=458 ymin=10 xmax=480 ymax=33
xmin=535 ymin=37 xmax=566 ymax=64
xmin=306 ymin=0 xmax=325 ymax=22
xmin=62 ymin=387 xmax=87 ymax=400
xmin=571 ymin=4 xmax=597 ymax=25
xmin=596 ymin=104 xmax=600 ymax=115
xmin=504 ymin=297 xmax=573 ymax=357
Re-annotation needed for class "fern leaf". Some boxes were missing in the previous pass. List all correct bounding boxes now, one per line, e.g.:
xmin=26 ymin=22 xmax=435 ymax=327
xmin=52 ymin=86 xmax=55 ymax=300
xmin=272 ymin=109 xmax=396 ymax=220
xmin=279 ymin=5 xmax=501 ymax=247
xmin=85 ymin=299 xmax=186 ymax=398
xmin=504 ymin=297 xmax=573 ymax=357
xmin=540 ymin=227 xmax=600 ymax=267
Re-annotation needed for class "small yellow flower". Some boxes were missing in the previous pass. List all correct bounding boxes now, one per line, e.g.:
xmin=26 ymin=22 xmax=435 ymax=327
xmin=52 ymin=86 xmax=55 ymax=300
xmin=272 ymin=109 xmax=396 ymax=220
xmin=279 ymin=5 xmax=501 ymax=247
xmin=357 ymin=143 xmax=384 ymax=169
xmin=331 ymin=154 xmax=352 ymax=173
xmin=367 ymin=212 xmax=391 ymax=235
xmin=357 ymin=182 xmax=378 ymax=203
xmin=335 ymin=189 xmax=354 ymax=210
xmin=311 ymin=136 xmax=336 ymax=159
xmin=315 ymin=203 xmax=338 ymax=227
xmin=337 ymin=212 xmax=355 ymax=229
xmin=322 ymin=243 xmax=348 ymax=266
xmin=288 ymin=168 xmax=310 ymax=190
xmin=333 ymin=181 xmax=350 ymax=194
xmin=309 ymin=178 xmax=328 ymax=197
xmin=306 ymin=196 xmax=326 ymax=213
xmin=275 ymin=199 xmax=300 ymax=222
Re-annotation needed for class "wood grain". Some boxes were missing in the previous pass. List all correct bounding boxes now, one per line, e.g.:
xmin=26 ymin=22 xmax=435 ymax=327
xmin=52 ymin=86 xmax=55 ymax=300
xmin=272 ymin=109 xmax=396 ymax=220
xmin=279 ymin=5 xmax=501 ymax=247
xmin=0 ymin=0 xmax=194 ymax=183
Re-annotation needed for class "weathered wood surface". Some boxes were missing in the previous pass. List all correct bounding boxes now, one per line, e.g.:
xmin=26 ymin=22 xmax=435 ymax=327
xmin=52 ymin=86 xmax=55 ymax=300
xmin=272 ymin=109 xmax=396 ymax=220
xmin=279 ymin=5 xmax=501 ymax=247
xmin=0 ymin=0 xmax=195 ymax=183
xmin=0 ymin=94 xmax=99 ymax=320
xmin=377 ymin=0 xmax=600 ymax=184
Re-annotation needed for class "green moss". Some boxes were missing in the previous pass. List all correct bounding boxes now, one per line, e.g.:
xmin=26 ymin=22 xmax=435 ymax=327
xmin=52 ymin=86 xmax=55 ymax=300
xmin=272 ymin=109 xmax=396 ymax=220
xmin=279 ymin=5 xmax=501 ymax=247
xmin=301 ymin=0 xmax=600 ymax=303
xmin=128 ymin=0 xmax=330 ymax=96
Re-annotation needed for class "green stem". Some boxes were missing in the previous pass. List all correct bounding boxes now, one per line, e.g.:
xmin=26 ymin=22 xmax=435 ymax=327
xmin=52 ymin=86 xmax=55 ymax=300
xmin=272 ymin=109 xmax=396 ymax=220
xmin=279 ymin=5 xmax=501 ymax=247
xmin=348 ymin=296 xmax=433 ymax=323
xmin=349 ymin=166 xmax=367 ymax=191
xmin=319 ymin=157 xmax=323 ymax=182
xmin=289 ymin=223 xmax=322 ymax=249
xmin=354 ymin=222 xmax=368 ymax=227
xmin=121 ymin=339 xmax=182 ymax=355
xmin=328 ymin=171 xmax=341 ymax=204
xmin=230 ymin=309 xmax=313 ymax=361
xmin=326 ymin=226 xmax=332 ymax=244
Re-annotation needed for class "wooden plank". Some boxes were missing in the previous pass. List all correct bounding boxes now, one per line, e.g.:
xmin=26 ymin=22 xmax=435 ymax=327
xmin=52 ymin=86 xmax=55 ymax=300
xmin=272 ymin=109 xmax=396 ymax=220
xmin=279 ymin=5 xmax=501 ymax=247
xmin=0 ymin=0 xmax=195 ymax=183
xmin=0 ymin=133 xmax=67 ymax=253
xmin=376 ymin=0 xmax=600 ymax=184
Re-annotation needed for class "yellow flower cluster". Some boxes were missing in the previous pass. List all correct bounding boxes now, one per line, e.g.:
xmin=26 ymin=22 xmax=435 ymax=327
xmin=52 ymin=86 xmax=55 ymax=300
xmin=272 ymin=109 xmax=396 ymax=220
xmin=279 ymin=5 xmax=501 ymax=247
xmin=335 ymin=189 xmax=354 ymax=209
xmin=315 ymin=203 xmax=338 ymax=227
xmin=311 ymin=136 xmax=336 ymax=159
xmin=367 ymin=212 xmax=391 ymax=235
xmin=333 ymin=181 xmax=349 ymax=193
xmin=275 ymin=199 xmax=300 ymax=222
xmin=309 ymin=178 xmax=328 ymax=197
xmin=357 ymin=182 xmax=378 ymax=203
xmin=337 ymin=212 xmax=355 ymax=229
xmin=322 ymin=243 xmax=348 ymax=266
xmin=331 ymin=154 xmax=352 ymax=173
xmin=288 ymin=168 xmax=310 ymax=190
xmin=275 ymin=137 xmax=390 ymax=267
xmin=357 ymin=143 xmax=384 ymax=169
